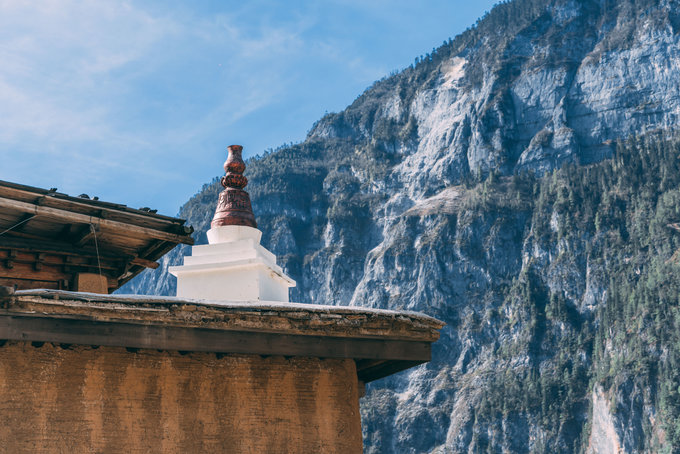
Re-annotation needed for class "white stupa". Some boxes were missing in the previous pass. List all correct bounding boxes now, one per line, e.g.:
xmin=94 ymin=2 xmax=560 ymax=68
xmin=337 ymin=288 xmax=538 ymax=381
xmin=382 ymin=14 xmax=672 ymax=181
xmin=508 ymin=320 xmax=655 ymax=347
xmin=169 ymin=145 xmax=295 ymax=303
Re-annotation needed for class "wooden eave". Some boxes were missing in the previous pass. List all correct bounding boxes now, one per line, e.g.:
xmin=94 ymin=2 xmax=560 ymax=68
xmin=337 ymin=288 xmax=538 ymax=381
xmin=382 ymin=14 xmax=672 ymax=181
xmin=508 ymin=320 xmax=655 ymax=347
xmin=0 ymin=289 xmax=445 ymax=383
xmin=0 ymin=180 xmax=194 ymax=292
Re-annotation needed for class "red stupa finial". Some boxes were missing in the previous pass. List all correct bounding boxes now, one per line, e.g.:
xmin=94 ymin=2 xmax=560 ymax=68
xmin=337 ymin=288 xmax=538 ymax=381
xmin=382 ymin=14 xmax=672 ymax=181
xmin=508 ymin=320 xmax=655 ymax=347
xmin=211 ymin=145 xmax=257 ymax=228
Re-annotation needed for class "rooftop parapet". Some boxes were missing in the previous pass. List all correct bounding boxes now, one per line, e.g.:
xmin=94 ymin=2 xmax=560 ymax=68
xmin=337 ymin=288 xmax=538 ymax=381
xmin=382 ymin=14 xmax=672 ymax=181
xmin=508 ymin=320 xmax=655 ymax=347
xmin=0 ymin=287 xmax=444 ymax=383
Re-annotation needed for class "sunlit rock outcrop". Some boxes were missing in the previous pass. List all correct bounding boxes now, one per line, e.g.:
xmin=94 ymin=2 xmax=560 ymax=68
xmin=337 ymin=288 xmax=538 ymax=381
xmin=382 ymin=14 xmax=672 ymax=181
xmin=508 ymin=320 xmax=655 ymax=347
xmin=123 ymin=1 xmax=680 ymax=452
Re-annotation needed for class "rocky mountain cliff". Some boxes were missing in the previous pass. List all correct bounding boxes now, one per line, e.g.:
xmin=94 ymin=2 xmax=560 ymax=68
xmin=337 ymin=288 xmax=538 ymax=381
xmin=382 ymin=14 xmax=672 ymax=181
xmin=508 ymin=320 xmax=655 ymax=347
xmin=121 ymin=0 xmax=680 ymax=452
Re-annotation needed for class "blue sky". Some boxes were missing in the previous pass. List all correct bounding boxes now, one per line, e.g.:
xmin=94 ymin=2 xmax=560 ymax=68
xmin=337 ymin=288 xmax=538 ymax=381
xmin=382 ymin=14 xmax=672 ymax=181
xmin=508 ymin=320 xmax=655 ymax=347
xmin=0 ymin=0 xmax=497 ymax=216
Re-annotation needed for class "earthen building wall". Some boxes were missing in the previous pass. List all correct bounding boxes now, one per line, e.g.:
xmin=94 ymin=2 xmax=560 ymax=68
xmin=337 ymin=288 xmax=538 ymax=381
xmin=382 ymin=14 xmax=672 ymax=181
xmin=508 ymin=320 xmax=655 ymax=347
xmin=0 ymin=341 xmax=362 ymax=454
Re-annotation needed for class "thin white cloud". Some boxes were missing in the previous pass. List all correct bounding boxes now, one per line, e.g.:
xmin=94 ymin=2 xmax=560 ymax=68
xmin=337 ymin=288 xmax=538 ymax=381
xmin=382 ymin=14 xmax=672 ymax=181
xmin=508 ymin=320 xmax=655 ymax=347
xmin=0 ymin=0 xmax=448 ymax=214
xmin=0 ymin=0 xmax=172 ymax=144
xmin=0 ymin=0 xmax=317 ymax=145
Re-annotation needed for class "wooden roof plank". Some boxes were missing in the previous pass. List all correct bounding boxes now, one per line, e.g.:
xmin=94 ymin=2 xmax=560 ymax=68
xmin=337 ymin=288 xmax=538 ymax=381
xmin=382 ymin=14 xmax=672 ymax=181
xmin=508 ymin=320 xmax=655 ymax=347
xmin=0 ymin=237 xmax=131 ymax=263
xmin=0 ymin=196 xmax=193 ymax=245
xmin=0 ymin=180 xmax=185 ymax=224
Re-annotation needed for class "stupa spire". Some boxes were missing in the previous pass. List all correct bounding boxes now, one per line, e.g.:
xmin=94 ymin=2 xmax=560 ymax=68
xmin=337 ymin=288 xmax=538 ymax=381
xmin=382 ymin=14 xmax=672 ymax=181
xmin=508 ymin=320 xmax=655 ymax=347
xmin=211 ymin=145 xmax=257 ymax=229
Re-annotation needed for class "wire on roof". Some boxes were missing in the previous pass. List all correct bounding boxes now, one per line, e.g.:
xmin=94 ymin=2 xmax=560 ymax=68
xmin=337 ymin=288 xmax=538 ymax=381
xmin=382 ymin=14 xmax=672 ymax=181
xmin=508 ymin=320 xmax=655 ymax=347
xmin=90 ymin=224 xmax=103 ymax=278
xmin=0 ymin=214 xmax=37 ymax=237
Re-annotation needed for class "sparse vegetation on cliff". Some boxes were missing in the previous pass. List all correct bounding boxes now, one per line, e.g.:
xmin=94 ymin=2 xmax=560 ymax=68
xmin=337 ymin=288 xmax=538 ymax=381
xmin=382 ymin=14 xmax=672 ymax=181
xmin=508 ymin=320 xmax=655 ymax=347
xmin=123 ymin=0 xmax=680 ymax=451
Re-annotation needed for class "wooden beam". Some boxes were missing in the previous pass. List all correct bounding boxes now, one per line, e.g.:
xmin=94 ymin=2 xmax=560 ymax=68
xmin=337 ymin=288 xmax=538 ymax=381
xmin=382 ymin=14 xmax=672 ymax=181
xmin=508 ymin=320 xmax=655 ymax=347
xmin=2 ymin=230 xmax=47 ymax=241
xmin=3 ymin=249 xmax=15 ymax=270
xmin=111 ymin=240 xmax=172 ymax=287
xmin=356 ymin=359 xmax=426 ymax=382
xmin=0 ymin=278 xmax=60 ymax=291
xmin=5 ymin=257 xmax=120 ymax=273
xmin=130 ymin=257 xmax=160 ymax=269
xmin=137 ymin=240 xmax=170 ymax=261
xmin=0 ymin=261 xmax=71 ymax=282
xmin=0 ymin=197 xmax=193 ymax=245
xmin=12 ymin=213 xmax=35 ymax=233
xmin=33 ymin=253 xmax=45 ymax=271
xmin=73 ymin=225 xmax=97 ymax=247
xmin=0 ymin=237 xmax=124 ymax=264
xmin=57 ymin=224 xmax=74 ymax=242
xmin=356 ymin=359 xmax=388 ymax=370
xmin=0 ymin=315 xmax=433 ymax=370
xmin=0 ymin=240 xmax=128 ymax=280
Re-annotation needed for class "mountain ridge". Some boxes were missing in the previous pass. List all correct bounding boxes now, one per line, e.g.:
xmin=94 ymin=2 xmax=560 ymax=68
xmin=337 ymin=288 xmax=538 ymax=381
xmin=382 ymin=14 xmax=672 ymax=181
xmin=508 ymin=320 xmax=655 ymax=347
xmin=122 ymin=0 xmax=680 ymax=452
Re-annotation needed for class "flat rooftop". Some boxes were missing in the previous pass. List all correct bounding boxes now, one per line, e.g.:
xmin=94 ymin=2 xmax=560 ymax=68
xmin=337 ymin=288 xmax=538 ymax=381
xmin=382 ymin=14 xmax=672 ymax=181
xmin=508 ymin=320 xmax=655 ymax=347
xmin=0 ymin=288 xmax=444 ymax=383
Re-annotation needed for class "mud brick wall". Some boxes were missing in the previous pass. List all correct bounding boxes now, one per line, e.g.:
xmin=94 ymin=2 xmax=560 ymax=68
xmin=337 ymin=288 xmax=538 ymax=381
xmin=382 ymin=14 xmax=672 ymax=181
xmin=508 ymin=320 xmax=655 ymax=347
xmin=0 ymin=341 xmax=362 ymax=453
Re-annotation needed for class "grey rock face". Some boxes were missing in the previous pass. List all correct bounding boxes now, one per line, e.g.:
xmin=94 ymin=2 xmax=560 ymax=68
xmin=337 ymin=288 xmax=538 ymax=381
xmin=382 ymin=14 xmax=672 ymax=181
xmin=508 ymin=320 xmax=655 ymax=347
xmin=121 ymin=0 xmax=680 ymax=452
